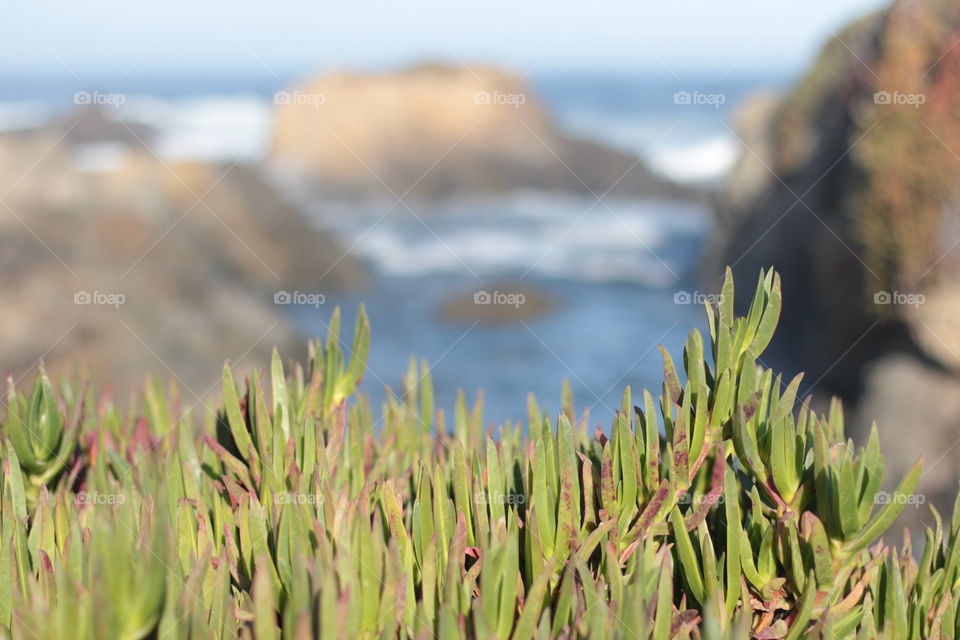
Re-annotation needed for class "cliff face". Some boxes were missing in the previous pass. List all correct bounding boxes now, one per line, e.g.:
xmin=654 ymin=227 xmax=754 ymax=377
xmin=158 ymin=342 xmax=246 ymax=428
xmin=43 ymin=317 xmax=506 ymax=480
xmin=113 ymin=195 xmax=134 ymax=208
xmin=711 ymin=0 xmax=960 ymax=522
xmin=269 ymin=64 xmax=688 ymax=199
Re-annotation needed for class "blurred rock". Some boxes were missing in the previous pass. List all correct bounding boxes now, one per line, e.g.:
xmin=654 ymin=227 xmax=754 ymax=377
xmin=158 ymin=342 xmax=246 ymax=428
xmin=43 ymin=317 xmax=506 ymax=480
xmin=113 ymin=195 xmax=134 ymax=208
xmin=58 ymin=105 xmax=158 ymax=147
xmin=905 ymin=283 xmax=960 ymax=372
xmin=0 ymin=129 xmax=364 ymax=398
xmin=854 ymin=353 xmax=960 ymax=533
xmin=708 ymin=0 xmax=960 ymax=519
xmin=438 ymin=283 xmax=554 ymax=324
xmin=714 ymin=93 xmax=780 ymax=216
xmin=269 ymin=63 xmax=691 ymax=200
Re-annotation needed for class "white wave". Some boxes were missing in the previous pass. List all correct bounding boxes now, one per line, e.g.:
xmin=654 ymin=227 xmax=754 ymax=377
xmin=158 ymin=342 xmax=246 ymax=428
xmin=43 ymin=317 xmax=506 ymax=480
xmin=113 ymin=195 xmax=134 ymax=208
xmin=0 ymin=101 xmax=54 ymax=131
xmin=117 ymin=95 xmax=273 ymax=163
xmin=647 ymin=135 xmax=739 ymax=184
xmin=70 ymin=142 xmax=133 ymax=173
xmin=0 ymin=94 xmax=273 ymax=162
xmin=314 ymin=194 xmax=709 ymax=286
xmin=556 ymin=110 xmax=738 ymax=184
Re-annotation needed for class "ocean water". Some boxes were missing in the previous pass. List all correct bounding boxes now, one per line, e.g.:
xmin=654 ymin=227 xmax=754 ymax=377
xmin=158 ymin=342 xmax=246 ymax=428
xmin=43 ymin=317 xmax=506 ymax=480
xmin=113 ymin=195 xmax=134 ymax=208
xmin=0 ymin=70 xmax=787 ymax=427
xmin=295 ymin=191 xmax=712 ymax=426
xmin=533 ymin=73 xmax=779 ymax=185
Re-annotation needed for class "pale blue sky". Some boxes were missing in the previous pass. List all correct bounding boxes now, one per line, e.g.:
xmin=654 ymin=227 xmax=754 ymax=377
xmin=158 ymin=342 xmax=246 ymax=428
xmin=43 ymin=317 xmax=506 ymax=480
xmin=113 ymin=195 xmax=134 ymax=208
xmin=0 ymin=0 xmax=888 ymax=76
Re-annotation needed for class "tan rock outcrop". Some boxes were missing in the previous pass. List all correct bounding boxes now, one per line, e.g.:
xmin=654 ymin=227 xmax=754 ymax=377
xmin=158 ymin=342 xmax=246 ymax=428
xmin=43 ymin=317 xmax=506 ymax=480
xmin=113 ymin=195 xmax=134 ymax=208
xmin=269 ymin=64 xmax=686 ymax=199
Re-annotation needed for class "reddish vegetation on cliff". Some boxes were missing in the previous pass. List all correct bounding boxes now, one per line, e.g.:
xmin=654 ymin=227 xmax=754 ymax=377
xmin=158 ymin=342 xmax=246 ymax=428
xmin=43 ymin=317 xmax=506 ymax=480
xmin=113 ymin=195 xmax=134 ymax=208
xmin=712 ymin=0 xmax=960 ymax=530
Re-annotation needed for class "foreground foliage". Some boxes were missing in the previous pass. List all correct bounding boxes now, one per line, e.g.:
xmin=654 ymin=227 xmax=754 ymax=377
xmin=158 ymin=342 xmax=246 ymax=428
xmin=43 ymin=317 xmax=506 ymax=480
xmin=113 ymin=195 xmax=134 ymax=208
xmin=1 ymin=269 xmax=958 ymax=639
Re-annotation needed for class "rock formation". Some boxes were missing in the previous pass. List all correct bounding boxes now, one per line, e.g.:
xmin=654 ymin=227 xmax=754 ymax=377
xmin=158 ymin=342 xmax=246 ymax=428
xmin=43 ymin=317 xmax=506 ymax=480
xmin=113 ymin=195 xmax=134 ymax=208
xmin=0 ymin=125 xmax=364 ymax=398
xmin=709 ymin=0 xmax=960 ymax=524
xmin=269 ymin=63 xmax=688 ymax=200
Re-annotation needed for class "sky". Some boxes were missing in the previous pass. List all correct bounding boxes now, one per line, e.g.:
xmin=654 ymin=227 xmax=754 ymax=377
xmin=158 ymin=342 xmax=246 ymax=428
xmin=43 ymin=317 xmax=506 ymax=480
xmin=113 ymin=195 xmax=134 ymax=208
xmin=0 ymin=0 xmax=889 ymax=77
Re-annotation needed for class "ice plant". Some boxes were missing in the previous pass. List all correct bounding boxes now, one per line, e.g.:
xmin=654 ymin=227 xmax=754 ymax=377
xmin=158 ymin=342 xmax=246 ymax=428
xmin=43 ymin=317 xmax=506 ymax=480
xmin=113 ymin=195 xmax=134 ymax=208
xmin=4 ymin=371 xmax=79 ymax=508
xmin=0 ymin=268 xmax=957 ymax=639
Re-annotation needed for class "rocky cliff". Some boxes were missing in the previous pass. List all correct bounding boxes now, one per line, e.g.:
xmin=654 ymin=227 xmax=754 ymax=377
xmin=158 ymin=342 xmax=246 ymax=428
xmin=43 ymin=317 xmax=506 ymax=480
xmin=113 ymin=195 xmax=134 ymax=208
xmin=710 ymin=0 xmax=960 ymax=523
xmin=269 ymin=63 xmax=688 ymax=200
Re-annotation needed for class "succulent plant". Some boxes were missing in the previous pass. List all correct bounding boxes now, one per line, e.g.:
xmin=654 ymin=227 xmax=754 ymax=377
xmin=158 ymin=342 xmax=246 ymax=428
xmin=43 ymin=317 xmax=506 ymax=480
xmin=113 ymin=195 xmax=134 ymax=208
xmin=3 ymin=371 xmax=79 ymax=508
xmin=0 ymin=269 xmax=958 ymax=639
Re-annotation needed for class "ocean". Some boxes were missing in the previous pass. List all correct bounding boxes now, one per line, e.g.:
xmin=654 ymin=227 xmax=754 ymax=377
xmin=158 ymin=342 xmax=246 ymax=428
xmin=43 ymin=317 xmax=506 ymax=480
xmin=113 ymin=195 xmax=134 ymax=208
xmin=0 ymin=70 xmax=788 ymax=426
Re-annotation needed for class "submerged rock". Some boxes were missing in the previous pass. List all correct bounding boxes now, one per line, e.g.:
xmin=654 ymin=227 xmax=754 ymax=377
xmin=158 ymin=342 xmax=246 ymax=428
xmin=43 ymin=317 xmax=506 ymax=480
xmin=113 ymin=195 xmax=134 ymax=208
xmin=438 ymin=283 xmax=555 ymax=324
